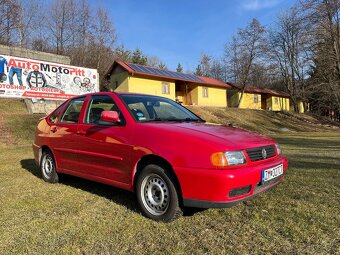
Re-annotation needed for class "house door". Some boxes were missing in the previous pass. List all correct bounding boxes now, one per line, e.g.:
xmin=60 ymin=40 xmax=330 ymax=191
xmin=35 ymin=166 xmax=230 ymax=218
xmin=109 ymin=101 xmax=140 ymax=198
xmin=261 ymin=96 xmax=267 ymax=110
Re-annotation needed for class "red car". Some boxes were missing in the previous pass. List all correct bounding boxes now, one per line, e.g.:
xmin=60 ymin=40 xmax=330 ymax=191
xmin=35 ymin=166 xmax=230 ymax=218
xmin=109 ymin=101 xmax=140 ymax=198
xmin=33 ymin=92 xmax=288 ymax=221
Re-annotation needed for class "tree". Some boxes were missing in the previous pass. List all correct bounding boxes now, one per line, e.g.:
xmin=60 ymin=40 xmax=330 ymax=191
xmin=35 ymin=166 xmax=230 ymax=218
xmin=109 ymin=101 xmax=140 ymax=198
xmin=176 ymin=63 xmax=183 ymax=72
xmin=131 ymin=48 xmax=148 ymax=65
xmin=0 ymin=0 xmax=20 ymax=45
xmin=114 ymin=45 xmax=131 ymax=62
xmin=300 ymin=0 xmax=340 ymax=116
xmin=197 ymin=54 xmax=212 ymax=77
xmin=224 ymin=18 xmax=266 ymax=107
xmin=15 ymin=0 xmax=40 ymax=48
xmin=210 ymin=59 xmax=227 ymax=81
xmin=45 ymin=0 xmax=75 ymax=55
xmin=158 ymin=62 xmax=168 ymax=70
xmin=267 ymin=7 xmax=311 ymax=112
xmin=195 ymin=64 xmax=203 ymax=76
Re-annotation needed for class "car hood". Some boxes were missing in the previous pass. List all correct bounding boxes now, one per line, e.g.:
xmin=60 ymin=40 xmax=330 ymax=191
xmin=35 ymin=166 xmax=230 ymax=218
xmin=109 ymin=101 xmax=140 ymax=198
xmin=142 ymin=122 xmax=276 ymax=150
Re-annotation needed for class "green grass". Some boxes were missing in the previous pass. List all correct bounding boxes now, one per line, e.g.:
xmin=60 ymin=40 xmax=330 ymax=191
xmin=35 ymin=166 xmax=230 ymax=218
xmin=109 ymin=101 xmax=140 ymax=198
xmin=0 ymin=100 xmax=339 ymax=254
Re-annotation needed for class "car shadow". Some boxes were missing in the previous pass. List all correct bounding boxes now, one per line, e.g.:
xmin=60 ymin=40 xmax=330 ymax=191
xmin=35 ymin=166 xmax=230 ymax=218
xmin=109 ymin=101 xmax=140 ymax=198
xmin=20 ymin=158 xmax=141 ymax=214
xmin=20 ymin=159 xmax=202 ymax=217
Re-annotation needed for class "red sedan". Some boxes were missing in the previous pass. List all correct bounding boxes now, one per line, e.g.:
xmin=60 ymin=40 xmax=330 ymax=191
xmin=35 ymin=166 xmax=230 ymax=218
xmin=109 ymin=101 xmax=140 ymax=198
xmin=33 ymin=92 xmax=288 ymax=221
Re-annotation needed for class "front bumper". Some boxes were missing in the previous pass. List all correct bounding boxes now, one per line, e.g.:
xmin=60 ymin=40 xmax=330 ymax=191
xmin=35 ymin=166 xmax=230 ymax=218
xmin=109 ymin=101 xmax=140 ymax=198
xmin=175 ymin=156 xmax=288 ymax=208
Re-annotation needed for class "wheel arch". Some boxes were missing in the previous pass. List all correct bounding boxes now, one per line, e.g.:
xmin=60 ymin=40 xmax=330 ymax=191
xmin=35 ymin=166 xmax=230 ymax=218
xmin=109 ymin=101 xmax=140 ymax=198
xmin=39 ymin=145 xmax=57 ymax=167
xmin=133 ymin=154 xmax=183 ymax=205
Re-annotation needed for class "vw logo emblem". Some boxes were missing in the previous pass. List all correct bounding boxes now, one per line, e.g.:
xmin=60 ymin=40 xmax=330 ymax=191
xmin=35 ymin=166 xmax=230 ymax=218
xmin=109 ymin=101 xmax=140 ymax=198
xmin=262 ymin=148 xmax=267 ymax=159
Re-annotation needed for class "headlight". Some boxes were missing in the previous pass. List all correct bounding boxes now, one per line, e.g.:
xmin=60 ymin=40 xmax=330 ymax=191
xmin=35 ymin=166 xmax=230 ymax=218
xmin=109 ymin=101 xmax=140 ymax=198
xmin=275 ymin=144 xmax=282 ymax=155
xmin=211 ymin=151 xmax=246 ymax=167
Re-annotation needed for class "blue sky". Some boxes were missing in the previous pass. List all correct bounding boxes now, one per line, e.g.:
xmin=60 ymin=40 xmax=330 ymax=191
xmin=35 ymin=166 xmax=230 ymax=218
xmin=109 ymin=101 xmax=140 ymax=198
xmin=94 ymin=0 xmax=296 ymax=71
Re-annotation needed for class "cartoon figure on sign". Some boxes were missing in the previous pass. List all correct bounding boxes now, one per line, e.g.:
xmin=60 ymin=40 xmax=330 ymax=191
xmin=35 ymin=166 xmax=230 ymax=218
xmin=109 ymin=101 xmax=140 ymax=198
xmin=0 ymin=56 xmax=8 ymax=83
xmin=82 ymin=77 xmax=94 ymax=92
xmin=26 ymin=71 xmax=47 ymax=88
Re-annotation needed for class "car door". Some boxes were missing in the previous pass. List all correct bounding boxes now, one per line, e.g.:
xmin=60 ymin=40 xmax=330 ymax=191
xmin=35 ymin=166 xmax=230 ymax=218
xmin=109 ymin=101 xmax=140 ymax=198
xmin=75 ymin=94 xmax=134 ymax=184
xmin=49 ymin=96 xmax=86 ymax=172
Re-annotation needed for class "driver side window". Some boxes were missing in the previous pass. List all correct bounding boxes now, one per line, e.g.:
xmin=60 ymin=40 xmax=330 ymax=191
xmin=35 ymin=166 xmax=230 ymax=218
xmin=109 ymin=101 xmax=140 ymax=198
xmin=85 ymin=95 xmax=122 ymax=125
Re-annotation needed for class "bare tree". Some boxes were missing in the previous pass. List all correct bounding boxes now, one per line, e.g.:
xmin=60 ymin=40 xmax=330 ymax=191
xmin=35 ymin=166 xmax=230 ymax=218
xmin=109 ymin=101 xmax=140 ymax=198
xmin=15 ymin=0 xmax=40 ymax=48
xmin=0 ymin=0 xmax=20 ymax=45
xmin=87 ymin=6 xmax=117 ymax=89
xmin=267 ymin=7 xmax=311 ymax=111
xmin=195 ymin=53 xmax=212 ymax=77
xmin=46 ymin=0 xmax=76 ymax=54
xmin=113 ymin=45 xmax=131 ymax=61
xmin=224 ymin=18 xmax=266 ymax=107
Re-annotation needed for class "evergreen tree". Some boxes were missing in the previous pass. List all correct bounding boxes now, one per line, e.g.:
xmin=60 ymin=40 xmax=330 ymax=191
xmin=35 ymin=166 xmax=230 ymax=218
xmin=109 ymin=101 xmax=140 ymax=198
xmin=158 ymin=62 xmax=167 ymax=70
xmin=176 ymin=63 xmax=183 ymax=72
xmin=131 ymin=48 xmax=148 ymax=65
xmin=195 ymin=64 xmax=203 ymax=76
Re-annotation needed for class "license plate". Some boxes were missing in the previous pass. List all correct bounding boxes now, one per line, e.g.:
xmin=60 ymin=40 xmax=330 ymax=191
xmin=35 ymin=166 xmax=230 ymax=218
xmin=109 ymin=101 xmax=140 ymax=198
xmin=262 ymin=164 xmax=283 ymax=183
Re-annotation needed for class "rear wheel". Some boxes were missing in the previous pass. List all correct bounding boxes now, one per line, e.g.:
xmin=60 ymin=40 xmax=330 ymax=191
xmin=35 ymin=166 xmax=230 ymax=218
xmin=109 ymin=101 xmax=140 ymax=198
xmin=136 ymin=164 xmax=182 ymax=222
xmin=40 ymin=150 xmax=59 ymax=183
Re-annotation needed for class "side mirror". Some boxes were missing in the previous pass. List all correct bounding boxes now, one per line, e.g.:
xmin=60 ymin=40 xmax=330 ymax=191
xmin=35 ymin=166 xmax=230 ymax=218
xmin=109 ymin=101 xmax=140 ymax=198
xmin=101 ymin=111 xmax=120 ymax=123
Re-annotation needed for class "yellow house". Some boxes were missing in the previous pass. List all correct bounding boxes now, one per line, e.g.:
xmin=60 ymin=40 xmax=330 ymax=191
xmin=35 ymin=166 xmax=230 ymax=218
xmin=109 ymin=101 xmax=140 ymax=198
xmin=295 ymin=99 xmax=309 ymax=113
xmin=105 ymin=61 xmax=227 ymax=107
xmin=227 ymin=82 xmax=290 ymax=111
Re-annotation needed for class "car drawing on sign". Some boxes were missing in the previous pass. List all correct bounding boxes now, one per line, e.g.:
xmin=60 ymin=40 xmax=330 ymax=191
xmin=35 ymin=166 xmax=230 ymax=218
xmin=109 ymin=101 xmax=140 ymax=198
xmin=33 ymin=92 xmax=288 ymax=221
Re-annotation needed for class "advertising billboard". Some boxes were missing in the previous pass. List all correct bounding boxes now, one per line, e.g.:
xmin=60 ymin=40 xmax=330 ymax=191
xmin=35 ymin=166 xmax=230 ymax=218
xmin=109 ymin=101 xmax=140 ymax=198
xmin=0 ymin=54 xmax=99 ymax=100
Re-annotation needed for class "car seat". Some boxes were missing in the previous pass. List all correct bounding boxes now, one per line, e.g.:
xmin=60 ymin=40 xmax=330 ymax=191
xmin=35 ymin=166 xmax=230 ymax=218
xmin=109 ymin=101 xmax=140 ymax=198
xmin=89 ymin=108 xmax=104 ymax=123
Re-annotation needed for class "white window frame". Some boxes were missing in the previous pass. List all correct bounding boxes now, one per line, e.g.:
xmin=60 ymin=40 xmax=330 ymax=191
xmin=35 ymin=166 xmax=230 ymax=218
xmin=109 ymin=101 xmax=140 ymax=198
xmin=162 ymin=82 xmax=170 ymax=94
xmin=202 ymin=87 xmax=209 ymax=98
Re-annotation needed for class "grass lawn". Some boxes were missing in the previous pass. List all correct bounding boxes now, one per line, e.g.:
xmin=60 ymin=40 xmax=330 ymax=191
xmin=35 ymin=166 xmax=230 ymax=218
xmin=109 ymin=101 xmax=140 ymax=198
xmin=0 ymin=131 xmax=339 ymax=254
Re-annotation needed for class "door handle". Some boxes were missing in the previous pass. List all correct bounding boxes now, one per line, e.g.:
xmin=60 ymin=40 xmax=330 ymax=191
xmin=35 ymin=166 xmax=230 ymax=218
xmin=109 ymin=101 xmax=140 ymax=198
xmin=51 ymin=126 xmax=58 ymax=133
xmin=77 ymin=129 xmax=86 ymax=135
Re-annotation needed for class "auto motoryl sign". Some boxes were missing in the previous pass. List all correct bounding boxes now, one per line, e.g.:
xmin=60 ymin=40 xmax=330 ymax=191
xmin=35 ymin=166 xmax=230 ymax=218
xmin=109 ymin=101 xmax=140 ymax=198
xmin=0 ymin=54 xmax=99 ymax=100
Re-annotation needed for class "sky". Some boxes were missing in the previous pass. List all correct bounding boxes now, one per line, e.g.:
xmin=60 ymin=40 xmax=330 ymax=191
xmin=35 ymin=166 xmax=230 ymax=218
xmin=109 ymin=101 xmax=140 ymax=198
xmin=92 ymin=0 xmax=296 ymax=71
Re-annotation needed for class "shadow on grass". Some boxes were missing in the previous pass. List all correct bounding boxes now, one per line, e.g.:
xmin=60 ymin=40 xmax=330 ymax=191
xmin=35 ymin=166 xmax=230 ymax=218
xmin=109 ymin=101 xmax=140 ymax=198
xmin=276 ymin=137 xmax=340 ymax=150
xmin=20 ymin=159 xmax=140 ymax=214
xmin=20 ymin=159 xmax=202 ymax=217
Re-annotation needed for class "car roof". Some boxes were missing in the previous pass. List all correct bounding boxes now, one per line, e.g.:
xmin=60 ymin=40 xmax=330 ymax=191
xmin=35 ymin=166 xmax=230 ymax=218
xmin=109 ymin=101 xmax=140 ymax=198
xmin=73 ymin=91 xmax=165 ymax=97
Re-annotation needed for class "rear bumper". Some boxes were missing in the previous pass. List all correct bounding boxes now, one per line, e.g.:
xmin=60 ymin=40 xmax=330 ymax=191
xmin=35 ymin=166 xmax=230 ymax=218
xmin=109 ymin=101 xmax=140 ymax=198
xmin=32 ymin=143 xmax=40 ymax=165
xmin=175 ymin=156 xmax=288 ymax=208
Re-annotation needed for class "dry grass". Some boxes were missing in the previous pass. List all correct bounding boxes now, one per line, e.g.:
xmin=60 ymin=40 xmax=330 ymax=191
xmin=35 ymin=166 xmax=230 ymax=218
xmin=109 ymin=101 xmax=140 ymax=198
xmin=0 ymin=100 xmax=339 ymax=254
xmin=188 ymin=106 xmax=340 ymax=134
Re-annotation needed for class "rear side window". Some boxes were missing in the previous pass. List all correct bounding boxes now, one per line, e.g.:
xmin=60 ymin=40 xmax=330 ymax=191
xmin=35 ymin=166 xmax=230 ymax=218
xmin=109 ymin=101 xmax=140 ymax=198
xmin=49 ymin=102 xmax=67 ymax=123
xmin=59 ymin=97 xmax=85 ymax=124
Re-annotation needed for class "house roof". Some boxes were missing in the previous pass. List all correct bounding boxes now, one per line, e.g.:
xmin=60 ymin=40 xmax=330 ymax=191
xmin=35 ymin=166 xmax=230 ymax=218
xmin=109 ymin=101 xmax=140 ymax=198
xmin=226 ymin=82 xmax=290 ymax=98
xmin=106 ymin=60 xmax=228 ymax=88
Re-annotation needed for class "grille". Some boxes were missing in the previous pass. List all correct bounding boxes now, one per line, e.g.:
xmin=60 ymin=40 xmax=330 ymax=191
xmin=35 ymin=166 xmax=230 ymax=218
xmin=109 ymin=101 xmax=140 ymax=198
xmin=246 ymin=145 xmax=276 ymax=162
xmin=229 ymin=185 xmax=252 ymax=198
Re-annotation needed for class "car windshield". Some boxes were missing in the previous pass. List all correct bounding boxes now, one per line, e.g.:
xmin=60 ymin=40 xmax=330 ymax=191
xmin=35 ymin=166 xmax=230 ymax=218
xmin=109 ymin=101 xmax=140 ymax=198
xmin=119 ymin=94 xmax=205 ymax=123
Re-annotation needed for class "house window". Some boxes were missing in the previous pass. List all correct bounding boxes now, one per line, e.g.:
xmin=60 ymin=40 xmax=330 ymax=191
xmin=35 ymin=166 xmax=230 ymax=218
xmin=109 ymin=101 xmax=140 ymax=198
xmin=202 ymin=87 xmax=208 ymax=98
xmin=162 ymin=82 xmax=170 ymax=94
xmin=254 ymin=95 xmax=259 ymax=103
xmin=274 ymin=97 xmax=279 ymax=104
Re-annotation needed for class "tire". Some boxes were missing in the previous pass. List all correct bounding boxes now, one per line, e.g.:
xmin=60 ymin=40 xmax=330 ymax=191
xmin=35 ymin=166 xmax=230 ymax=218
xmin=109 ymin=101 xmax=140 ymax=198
xmin=40 ymin=150 xmax=59 ymax=183
xmin=136 ymin=164 xmax=183 ymax=222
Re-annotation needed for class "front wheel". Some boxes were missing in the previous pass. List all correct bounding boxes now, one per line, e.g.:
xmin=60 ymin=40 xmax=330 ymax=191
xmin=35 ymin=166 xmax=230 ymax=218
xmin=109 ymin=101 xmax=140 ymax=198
xmin=40 ymin=150 xmax=59 ymax=183
xmin=136 ymin=164 xmax=182 ymax=222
